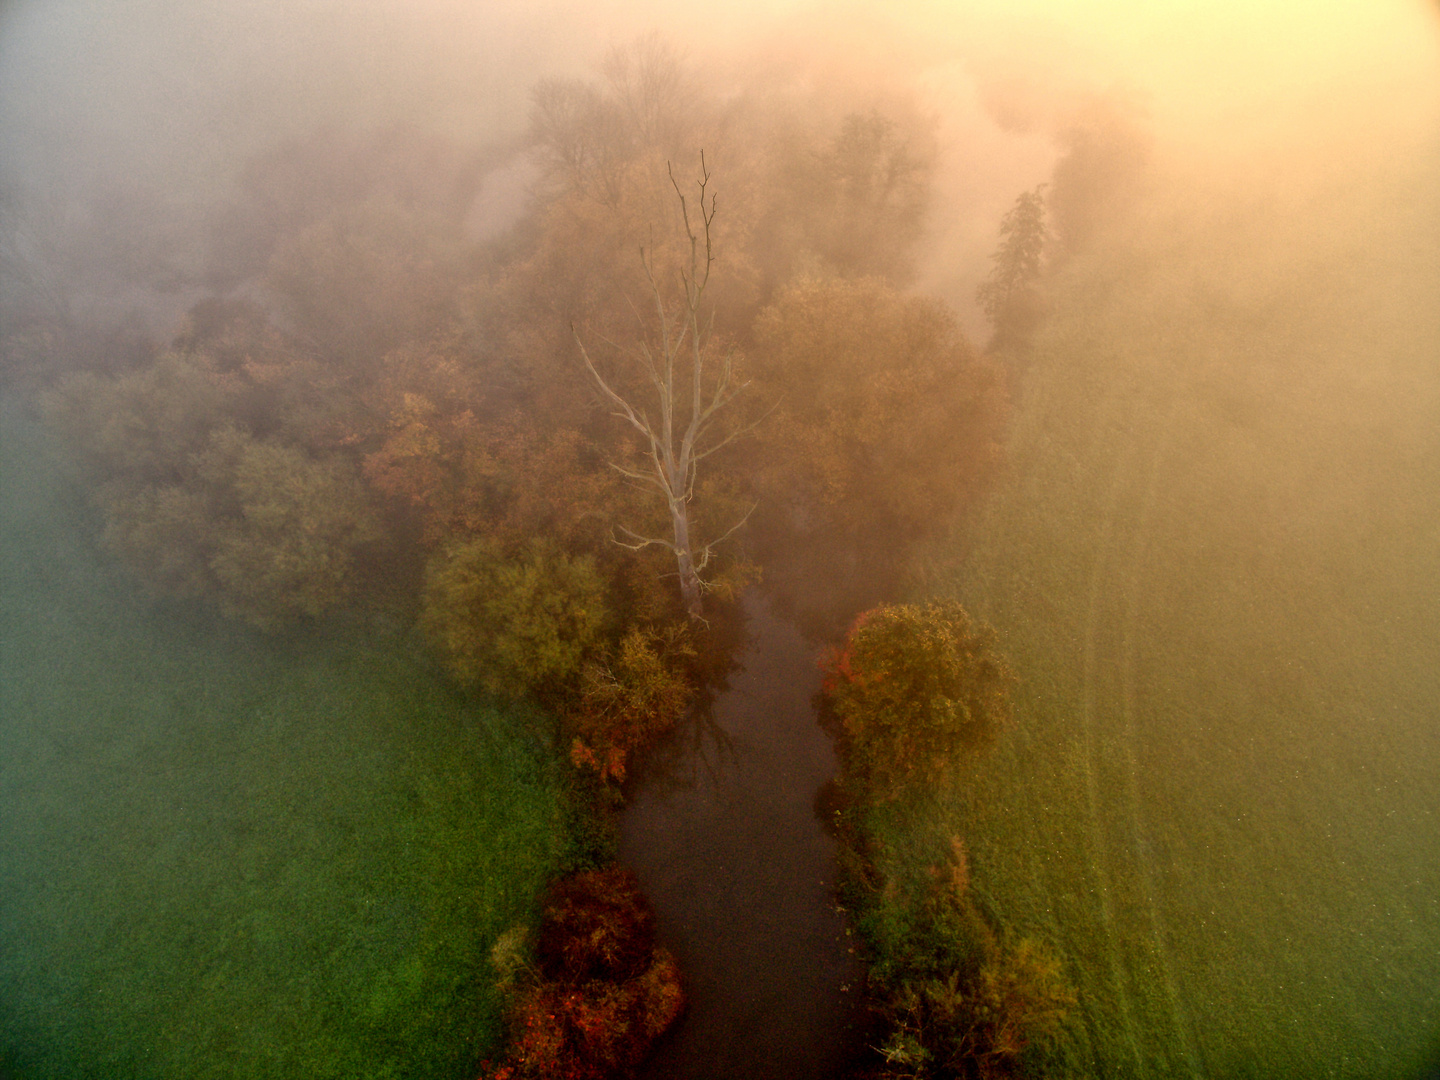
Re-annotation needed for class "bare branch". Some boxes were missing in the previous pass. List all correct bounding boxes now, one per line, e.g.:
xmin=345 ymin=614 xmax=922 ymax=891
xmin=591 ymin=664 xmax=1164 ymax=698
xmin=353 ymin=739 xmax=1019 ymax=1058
xmin=691 ymin=502 xmax=757 ymax=573
xmin=574 ymin=154 xmax=756 ymax=618
xmin=611 ymin=524 xmax=679 ymax=553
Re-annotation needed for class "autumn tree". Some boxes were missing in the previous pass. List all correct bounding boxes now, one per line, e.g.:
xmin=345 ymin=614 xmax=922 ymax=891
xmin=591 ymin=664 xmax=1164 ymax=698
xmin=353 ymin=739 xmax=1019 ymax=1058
xmin=205 ymin=123 xmax=480 ymax=291
xmin=422 ymin=537 xmax=610 ymax=697
xmin=1048 ymin=95 xmax=1151 ymax=258
xmin=799 ymin=109 xmax=935 ymax=284
xmin=265 ymin=198 xmax=466 ymax=365
xmin=822 ymin=601 xmax=1015 ymax=799
xmin=41 ymin=351 xmax=230 ymax=482
xmin=530 ymin=34 xmax=701 ymax=209
xmin=362 ymin=384 xmax=652 ymax=558
xmin=749 ymin=276 xmax=1007 ymax=545
xmin=566 ymin=624 xmax=695 ymax=783
xmin=573 ymin=156 xmax=754 ymax=620
xmin=480 ymin=865 xmax=685 ymax=1080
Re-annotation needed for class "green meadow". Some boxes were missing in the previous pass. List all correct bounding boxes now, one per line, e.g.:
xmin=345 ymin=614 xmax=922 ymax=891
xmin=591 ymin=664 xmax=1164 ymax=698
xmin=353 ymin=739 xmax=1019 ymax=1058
xmin=908 ymin=152 xmax=1440 ymax=1076
xmin=0 ymin=402 xmax=572 ymax=1079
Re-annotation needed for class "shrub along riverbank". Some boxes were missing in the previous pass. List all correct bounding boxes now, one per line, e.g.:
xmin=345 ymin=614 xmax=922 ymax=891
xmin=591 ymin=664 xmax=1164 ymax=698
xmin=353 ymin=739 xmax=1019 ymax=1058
xmin=819 ymin=602 xmax=1076 ymax=1079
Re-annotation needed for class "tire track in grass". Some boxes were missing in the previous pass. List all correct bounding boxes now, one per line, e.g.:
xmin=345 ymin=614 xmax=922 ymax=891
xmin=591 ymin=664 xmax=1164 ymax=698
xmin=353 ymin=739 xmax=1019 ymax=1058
xmin=1080 ymin=418 xmax=1146 ymax=1076
xmin=1116 ymin=402 xmax=1205 ymax=1078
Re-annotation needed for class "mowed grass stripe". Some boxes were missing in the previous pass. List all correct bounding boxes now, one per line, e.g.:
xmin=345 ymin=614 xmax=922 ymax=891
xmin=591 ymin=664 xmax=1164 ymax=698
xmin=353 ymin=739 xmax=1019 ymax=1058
xmin=1078 ymin=409 xmax=1145 ymax=1075
xmin=1116 ymin=401 xmax=1204 ymax=1078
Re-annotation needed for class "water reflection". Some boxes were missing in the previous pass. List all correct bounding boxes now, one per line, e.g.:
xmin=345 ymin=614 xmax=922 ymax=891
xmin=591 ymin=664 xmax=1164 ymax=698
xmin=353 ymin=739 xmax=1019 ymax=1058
xmin=619 ymin=594 xmax=866 ymax=1080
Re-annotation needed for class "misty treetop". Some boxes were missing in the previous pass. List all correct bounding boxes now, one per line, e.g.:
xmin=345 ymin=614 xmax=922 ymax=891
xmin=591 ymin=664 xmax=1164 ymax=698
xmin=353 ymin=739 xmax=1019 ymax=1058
xmin=975 ymin=186 xmax=1049 ymax=356
xmin=749 ymin=275 xmax=1008 ymax=547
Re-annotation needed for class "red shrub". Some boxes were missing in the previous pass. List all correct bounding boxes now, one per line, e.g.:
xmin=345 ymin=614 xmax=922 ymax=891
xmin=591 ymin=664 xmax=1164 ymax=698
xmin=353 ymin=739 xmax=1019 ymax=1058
xmin=480 ymin=865 xmax=685 ymax=1080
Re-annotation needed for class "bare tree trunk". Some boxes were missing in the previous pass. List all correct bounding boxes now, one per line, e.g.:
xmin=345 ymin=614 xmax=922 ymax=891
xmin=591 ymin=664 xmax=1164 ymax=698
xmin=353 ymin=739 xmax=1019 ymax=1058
xmin=573 ymin=154 xmax=753 ymax=620
xmin=670 ymin=502 xmax=702 ymax=617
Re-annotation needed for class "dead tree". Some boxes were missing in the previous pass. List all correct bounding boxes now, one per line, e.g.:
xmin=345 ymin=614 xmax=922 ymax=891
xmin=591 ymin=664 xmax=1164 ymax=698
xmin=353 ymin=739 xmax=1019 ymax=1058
xmin=573 ymin=155 xmax=752 ymax=619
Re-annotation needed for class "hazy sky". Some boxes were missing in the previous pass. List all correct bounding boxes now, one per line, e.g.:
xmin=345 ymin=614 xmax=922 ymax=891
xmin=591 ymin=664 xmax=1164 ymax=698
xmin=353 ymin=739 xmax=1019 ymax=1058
xmin=1 ymin=0 xmax=1435 ymax=329
xmin=3 ymin=0 xmax=1434 ymax=180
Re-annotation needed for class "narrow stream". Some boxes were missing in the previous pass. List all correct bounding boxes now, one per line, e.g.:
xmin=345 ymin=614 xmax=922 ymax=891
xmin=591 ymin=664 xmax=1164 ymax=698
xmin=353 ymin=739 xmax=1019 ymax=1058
xmin=619 ymin=593 xmax=866 ymax=1079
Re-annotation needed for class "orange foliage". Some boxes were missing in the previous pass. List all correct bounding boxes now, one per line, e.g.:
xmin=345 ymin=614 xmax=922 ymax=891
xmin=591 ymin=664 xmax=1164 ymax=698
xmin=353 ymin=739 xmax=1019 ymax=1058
xmin=361 ymin=345 xmax=653 ymax=553
xmin=750 ymin=277 xmax=1008 ymax=544
xmin=479 ymin=866 xmax=685 ymax=1080
xmin=566 ymin=625 xmax=695 ymax=784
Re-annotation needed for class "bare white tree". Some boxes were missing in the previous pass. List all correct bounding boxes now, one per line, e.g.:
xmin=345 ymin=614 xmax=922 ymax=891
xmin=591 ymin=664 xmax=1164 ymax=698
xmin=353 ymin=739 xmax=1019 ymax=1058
xmin=573 ymin=155 xmax=752 ymax=619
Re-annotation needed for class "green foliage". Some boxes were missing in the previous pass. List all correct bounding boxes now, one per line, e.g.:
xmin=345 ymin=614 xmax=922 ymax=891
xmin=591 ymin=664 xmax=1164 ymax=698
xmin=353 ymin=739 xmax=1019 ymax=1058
xmin=201 ymin=427 xmax=382 ymax=627
xmin=42 ymin=343 xmax=385 ymax=630
xmin=99 ymin=478 xmax=217 ymax=599
xmin=41 ymin=352 xmax=229 ymax=481
xmin=823 ymin=602 xmax=1072 ymax=1074
xmin=976 ymin=187 xmax=1048 ymax=353
xmin=873 ymin=940 xmax=1075 ymax=1080
xmin=89 ymin=424 xmax=380 ymax=629
xmin=837 ymin=804 xmax=1074 ymax=1079
xmin=423 ymin=537 xmax=610 ymax=697
xmin=823 ymin=602 xmax=1014 ymax=799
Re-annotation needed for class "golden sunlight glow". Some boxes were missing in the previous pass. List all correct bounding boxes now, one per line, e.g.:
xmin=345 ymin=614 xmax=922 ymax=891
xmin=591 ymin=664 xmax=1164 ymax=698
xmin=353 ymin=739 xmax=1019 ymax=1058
xmin=788 ymin=0 xmax=1440 ymax=140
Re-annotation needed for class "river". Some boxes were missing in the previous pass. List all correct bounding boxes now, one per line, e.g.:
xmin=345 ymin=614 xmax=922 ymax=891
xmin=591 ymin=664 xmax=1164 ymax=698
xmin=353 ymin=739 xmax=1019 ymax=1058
xmin=619 ymin=592 xmax=867 ymax=1079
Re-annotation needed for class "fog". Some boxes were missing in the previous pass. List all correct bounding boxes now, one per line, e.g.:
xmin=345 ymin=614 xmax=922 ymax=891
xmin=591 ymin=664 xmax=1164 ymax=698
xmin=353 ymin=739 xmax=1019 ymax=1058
xmin=5 ymin=1 xmax=1434 ymax=337
xmin=2 ymin=1 xmax=1439 ymax=1078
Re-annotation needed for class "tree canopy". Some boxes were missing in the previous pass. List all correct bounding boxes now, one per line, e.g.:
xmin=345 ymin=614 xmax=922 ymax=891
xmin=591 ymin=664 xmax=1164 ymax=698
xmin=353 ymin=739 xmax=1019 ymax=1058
xmin=422 ymin=538 xmax=610 ymax=698
xmin=749 ymin=276 xmax=1008 ymax=546
xmin=822 ymin=601 xmax=1015 ymax=798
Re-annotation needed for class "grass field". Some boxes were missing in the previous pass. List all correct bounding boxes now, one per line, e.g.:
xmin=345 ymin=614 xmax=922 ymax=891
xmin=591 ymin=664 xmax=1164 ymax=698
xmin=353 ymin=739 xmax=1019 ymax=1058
xmin=904 ymin=151 xmax=1440 ymax=1076
xmin=0 ymin=400 xmax=573 ymax=1079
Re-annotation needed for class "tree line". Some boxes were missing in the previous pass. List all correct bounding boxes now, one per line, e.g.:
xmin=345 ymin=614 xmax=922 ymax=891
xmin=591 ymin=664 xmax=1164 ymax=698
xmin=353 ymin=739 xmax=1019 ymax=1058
xmin=32 ymin=38 xmax=1029 ymax=776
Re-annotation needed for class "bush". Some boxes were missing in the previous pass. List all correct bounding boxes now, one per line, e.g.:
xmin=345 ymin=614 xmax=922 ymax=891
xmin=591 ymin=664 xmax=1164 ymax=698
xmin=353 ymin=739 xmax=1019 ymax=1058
xmin=99 ymin=480 xmax=218 ymax=600
xmin=88 ymin=424 xmax=381 ymax=629
xmin=822 ymin=602 xmax=1015 ymax=799
xmin=566 ymin=624 xmax=695 ymax=783
xmin=872 ymin=938 xmax=1075 ymax=1080
xmin=42 ymin=351 xmax=385 ymax=630
xmin=481 ymin=865 xmax=685 ymax=1080
xmin=41 ymin=353 xmax=229 ymax=482
xmin=842 ymin=831 xmax=1074 ymax=1080
xmin=422 ymin=537 xmax=610 ymax=697
xmin=201 ymin=428 xmax=382 ymax=627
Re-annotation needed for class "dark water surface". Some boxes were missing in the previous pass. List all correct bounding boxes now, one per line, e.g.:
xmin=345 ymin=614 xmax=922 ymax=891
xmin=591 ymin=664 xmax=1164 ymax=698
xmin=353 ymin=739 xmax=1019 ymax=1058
xmin=620 ymin=594 xmax=865 ymax=1080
